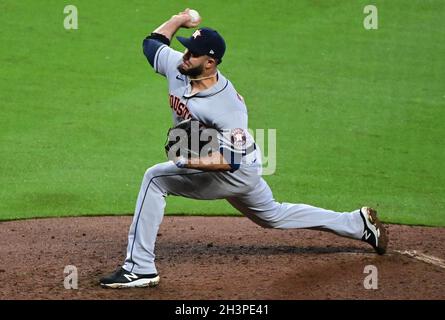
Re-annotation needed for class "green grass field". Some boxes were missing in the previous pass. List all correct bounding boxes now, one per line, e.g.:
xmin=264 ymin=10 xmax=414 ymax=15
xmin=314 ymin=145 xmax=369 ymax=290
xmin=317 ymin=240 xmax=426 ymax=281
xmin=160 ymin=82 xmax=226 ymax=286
xmin=1 ymin=0 xmax=444 ymax=226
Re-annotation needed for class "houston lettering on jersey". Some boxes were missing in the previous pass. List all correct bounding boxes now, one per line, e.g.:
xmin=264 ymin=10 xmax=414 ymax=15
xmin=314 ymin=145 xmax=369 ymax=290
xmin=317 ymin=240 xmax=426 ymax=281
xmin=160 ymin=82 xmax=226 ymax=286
xmin=169 ymin=94 xmax=192 ymax=119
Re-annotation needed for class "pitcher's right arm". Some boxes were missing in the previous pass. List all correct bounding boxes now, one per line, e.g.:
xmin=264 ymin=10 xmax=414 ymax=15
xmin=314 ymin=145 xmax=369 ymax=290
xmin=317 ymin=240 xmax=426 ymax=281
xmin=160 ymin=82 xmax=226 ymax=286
xmin=142 ymin=9 xmax=201 ymax=73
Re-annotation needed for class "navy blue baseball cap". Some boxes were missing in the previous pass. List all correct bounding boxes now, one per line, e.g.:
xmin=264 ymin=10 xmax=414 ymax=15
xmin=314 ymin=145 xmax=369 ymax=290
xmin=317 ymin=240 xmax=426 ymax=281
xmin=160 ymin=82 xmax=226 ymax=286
xmin=177 ymin=27 xmax=226 ymax=62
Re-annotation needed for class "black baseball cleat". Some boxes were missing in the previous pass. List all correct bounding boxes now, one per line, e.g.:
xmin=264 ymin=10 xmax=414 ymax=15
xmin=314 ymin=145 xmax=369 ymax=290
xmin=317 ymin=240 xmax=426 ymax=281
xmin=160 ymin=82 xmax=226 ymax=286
xmin=359 ymin=207 xmax=388 ymax=255
xmin=100 ymin=267 xmax=160 ymax=288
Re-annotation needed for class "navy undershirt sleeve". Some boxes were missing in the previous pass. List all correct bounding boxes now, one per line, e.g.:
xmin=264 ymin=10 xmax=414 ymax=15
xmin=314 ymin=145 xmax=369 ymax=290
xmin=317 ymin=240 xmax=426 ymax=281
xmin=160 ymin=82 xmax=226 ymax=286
xmin=142 ymin=33 xmax=171 ymax=67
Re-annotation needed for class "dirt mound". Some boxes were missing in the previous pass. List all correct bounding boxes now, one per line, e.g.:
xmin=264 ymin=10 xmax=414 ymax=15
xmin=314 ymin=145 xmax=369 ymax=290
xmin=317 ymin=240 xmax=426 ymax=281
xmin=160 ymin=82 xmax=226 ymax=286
xmin=0 ymin=216 xmax=444 ymax=300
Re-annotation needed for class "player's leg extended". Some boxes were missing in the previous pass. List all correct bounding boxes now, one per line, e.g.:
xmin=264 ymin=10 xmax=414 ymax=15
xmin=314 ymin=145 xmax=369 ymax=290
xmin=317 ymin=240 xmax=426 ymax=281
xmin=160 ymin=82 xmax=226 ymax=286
xmin=123 ymin=161 xmax=238 ymax=275
xmin=227 ymin=177 xmax=364 ymax=239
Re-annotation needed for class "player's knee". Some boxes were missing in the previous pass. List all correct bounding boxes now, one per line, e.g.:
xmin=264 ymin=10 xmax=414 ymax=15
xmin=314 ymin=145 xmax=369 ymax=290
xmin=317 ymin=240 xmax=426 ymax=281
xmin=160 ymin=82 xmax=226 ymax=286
xmin=256 ymin=216 xmax=283 ymax=229
xmin=143 ymin=163 xmax=168 ymax=182
xmin=143 ymin=166 xmax=157 ymax=182
xmin=143 ymin=169 xmax=151 ymax=182
xmin=244 ymin=213 xmax=277 ymax=229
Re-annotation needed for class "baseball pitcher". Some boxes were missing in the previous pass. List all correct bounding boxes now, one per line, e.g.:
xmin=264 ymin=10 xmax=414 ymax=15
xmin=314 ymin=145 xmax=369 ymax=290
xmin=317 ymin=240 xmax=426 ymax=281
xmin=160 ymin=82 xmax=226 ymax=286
xmin=100 ymin=9 xmax=388 ymax=288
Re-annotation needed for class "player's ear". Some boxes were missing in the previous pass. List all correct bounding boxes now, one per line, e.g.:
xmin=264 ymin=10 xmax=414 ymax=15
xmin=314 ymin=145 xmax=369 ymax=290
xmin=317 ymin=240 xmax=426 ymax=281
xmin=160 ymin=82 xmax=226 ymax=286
xmin=207 ymin=57 xmax=216 ymax=66
xmin=206 ymin=57 xmax=216 ymax=69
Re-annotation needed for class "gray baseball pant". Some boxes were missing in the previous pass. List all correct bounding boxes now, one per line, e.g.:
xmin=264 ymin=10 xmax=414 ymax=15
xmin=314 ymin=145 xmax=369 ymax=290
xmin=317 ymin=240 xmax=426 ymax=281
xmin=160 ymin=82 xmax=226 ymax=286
xmin=123 ymin=161 xmax=364 ymax=274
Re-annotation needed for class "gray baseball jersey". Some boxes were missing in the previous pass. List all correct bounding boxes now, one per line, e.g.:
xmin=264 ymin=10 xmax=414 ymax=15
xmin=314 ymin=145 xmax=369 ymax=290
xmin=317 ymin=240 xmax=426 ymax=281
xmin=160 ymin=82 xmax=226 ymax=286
xmin=121 ymin=37 xmax=366 ymax=275
xmin=154 ymin=43 xmax=257 ymax=170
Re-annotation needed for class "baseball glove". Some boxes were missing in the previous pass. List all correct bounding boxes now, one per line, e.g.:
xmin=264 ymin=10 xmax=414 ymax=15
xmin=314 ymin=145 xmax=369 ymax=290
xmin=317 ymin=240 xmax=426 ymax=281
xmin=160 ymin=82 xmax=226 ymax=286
xmin=164 ymin=118 xmax=219 ymax=160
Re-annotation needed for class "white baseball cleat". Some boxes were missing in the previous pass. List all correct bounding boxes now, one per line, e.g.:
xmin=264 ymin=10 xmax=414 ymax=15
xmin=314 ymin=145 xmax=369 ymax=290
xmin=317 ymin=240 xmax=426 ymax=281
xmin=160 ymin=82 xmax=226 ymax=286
xmin=359 ymin=207 xmax=388 ymax=255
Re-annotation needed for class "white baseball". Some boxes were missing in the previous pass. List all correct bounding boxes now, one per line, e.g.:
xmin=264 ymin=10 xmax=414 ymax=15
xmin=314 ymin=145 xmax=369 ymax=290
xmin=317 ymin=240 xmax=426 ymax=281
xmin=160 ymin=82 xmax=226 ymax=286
xmin=188 ymin=9 xmax=200 ymax=23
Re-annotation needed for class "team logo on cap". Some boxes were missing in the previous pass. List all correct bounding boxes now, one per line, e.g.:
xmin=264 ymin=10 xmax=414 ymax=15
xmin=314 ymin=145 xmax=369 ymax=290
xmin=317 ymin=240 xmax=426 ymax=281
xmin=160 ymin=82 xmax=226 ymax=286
xmin=192 ymin=30 xmax=202 ymax=39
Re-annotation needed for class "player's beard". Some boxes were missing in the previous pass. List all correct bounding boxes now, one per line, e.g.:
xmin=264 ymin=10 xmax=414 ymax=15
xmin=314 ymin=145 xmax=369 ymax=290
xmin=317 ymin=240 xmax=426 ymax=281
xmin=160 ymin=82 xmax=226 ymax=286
xmin=177 ymin=63 xmax=204 ymax=78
